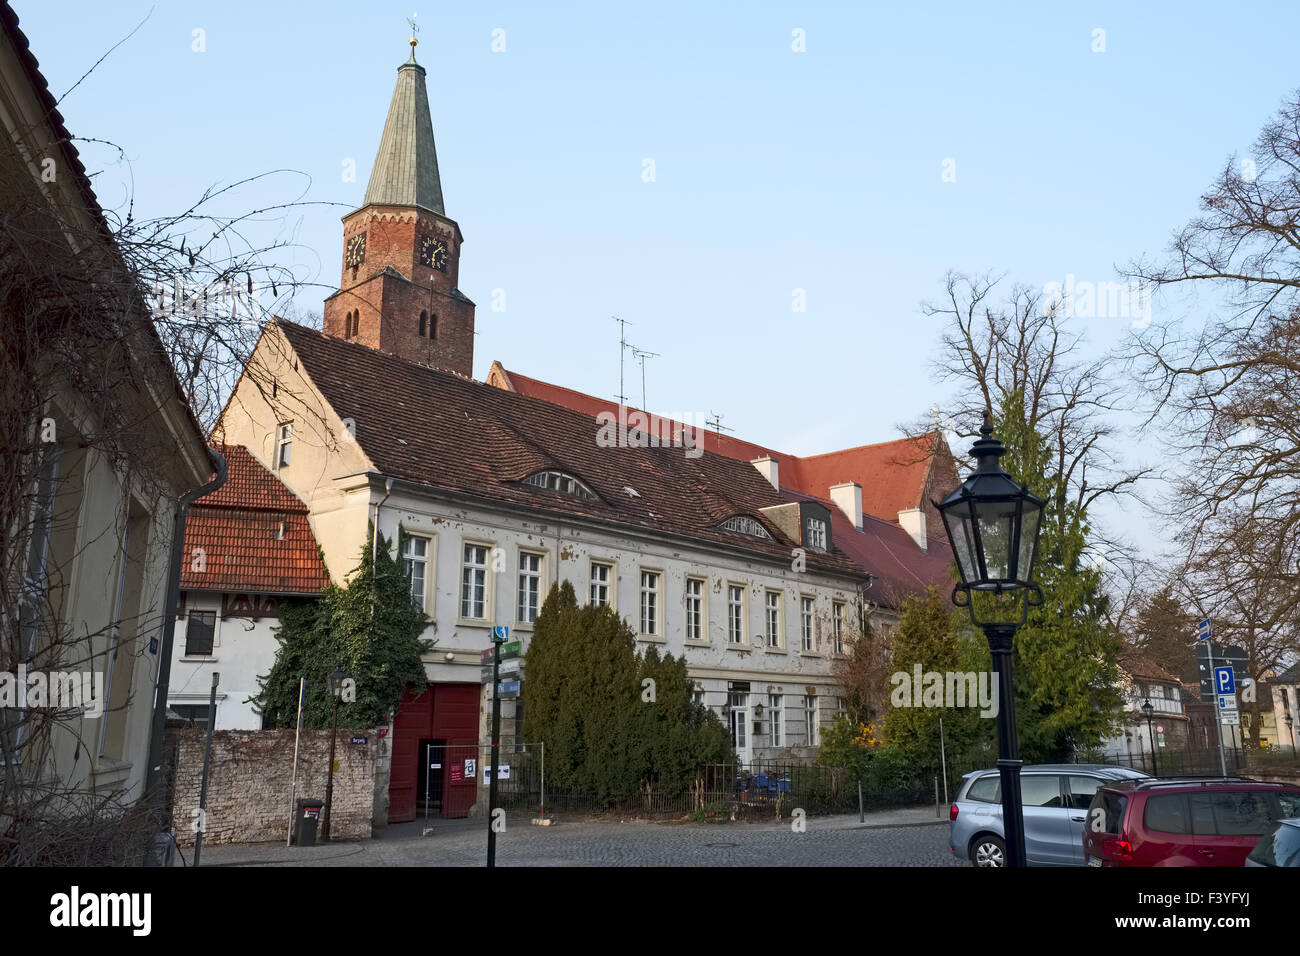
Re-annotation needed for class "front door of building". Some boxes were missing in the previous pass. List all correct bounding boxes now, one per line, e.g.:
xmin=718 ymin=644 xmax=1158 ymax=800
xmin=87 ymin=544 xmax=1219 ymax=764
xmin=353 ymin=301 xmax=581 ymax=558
xmin=729 ymin=694 xmax=750 ymax=766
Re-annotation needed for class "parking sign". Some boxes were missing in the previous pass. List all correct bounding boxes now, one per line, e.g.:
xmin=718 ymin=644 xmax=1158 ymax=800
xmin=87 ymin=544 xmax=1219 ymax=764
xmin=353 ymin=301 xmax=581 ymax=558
xmin=1214 ymin=666 xmax=1235 ymax=695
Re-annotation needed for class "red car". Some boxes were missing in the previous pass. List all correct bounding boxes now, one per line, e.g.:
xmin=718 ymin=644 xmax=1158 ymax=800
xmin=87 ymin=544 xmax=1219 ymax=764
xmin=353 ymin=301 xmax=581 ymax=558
xmin=1083 ymin=777 xmax=1300 ymax=867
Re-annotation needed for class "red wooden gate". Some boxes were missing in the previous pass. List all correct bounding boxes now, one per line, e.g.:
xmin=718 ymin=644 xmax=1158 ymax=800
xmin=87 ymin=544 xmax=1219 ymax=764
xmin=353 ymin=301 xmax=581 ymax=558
xmin=388 ymin=683 xmax=480 ymax=823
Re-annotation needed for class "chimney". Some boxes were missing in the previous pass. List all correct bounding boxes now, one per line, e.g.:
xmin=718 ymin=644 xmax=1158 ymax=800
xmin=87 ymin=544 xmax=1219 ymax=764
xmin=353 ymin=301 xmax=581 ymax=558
xmin=829 ymin=482 xmax=863 ymax=531
xmin=751 ymin=456 xmax=779 ymax=490
xmin=898 ymin=508 xmax=927 ymax=551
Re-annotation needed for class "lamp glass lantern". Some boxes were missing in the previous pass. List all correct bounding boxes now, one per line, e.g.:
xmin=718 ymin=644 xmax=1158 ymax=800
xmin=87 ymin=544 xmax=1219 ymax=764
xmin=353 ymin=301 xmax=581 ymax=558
xmin=936 ymin=416 xmax=1044 ymax=622
xmin=328 ymin=669 xmax=347 ymax=698
xmin=1141 ymin=699 xmax=1154 ymax=720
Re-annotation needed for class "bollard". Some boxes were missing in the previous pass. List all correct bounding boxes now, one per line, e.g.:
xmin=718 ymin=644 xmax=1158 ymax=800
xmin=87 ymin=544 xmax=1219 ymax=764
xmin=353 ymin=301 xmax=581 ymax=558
xmin=858 ymin=780 xmax=864 ymax=823
xmin=934 ymin=775 xmax=940 ymax=818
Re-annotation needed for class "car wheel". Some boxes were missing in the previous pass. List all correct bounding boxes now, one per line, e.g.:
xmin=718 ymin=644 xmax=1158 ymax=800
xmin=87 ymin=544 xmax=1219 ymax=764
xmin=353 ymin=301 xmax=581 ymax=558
xmin=971 ymin=835 xmax=1006 ymax=868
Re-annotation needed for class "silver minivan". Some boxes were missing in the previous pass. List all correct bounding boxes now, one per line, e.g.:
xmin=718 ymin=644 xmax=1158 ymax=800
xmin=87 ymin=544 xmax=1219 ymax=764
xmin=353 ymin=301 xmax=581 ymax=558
xmin=949 ymin=764 xmax=1149 ymax=867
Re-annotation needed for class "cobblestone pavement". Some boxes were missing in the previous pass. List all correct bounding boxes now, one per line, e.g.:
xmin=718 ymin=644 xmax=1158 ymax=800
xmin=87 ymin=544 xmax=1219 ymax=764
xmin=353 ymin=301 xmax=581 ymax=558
xmin=194 ymin=811 xmax=965 ymax=867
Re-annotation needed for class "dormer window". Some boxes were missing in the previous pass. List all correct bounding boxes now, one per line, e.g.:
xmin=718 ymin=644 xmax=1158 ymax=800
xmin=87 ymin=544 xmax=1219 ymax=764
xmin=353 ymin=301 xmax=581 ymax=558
xmin=719 ymin=515 xmax=772 ymax=540
xmin=805 ymin=516 xmax=828 ymax=552
xmin=523 ymin=470 xmax=596 ymax=501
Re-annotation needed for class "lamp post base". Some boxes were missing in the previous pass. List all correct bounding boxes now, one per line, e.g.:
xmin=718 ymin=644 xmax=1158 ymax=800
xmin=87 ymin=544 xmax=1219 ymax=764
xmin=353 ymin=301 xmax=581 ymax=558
xmin=984 ymin=622 xmax=1025 ymax=868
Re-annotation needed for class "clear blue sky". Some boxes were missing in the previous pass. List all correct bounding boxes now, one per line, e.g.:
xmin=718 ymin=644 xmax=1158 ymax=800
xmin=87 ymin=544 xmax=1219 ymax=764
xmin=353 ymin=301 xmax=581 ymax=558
xmin=17 ymin=0 xmax=1300 ymax=562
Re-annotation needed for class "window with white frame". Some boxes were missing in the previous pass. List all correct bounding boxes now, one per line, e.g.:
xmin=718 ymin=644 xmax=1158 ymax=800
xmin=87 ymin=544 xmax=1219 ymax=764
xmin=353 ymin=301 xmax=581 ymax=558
xmin=460 ymin=543 xmax=489 ymax=619
xmin=727 ymin=585 xmax=745 ymax=644
xmin=719 ymin=515 xmax=772 ymax=539
xmin=517 ymin=551 xmax=543 ymax=624
xmin=833 ymin=601 xmax=845 ymax=654
xmin=590 ymin=561 xmax=612 ymax=607
xmin=522 ymin=470 xmax=596 ymax=501
xmin=640 ymin=570 xmax=660 ymax=635
xmin=765 ymin=591 xmax=782 ymax=648
xmin=804 ymin=694 xmax=819 ymax=746
xmin=684 ymin=577 xmax=704 ymax=641
xmin=800 ymin=596 xmax=814 ymax=651
xmin=770 ymin=694 xmax=783 ymax=746
xmin=276 ymin=422 xmax=293 ymax=468
xmin=805 ymin=516 xmax=827 ymax=551
xmin=401 ymin=535 xmax=429 ymax=613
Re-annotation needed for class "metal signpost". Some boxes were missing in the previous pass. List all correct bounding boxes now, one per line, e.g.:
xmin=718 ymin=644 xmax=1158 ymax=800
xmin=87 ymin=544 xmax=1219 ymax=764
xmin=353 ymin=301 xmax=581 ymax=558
xmin=1197 ymin=619 xmax=1229 ymax=777
xmin=487 ymin=626 xmax=508 ymax=868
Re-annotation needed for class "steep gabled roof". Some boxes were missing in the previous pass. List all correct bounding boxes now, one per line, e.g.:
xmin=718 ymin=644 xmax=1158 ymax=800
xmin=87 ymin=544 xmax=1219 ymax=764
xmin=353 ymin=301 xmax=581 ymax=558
xmin=181 ymin=445 xmax=330 ymax=595
xmin=276 ymin=320 xmax=865 ymax=580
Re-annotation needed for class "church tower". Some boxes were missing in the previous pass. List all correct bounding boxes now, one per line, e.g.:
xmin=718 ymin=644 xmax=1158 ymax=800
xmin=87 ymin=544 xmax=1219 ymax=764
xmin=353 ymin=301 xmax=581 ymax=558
xmin=323 ymin=35 xmax=475 ymax=375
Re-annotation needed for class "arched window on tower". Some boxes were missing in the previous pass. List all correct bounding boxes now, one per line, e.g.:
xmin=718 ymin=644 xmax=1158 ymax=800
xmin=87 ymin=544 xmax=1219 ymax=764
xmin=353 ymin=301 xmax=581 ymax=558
xmin=419 ymin=310 xmax=427 ymax=337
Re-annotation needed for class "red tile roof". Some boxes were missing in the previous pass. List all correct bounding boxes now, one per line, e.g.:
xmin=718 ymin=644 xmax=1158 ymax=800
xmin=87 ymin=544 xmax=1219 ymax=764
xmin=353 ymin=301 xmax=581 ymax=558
xmin=493 ymin=364 xmax=943 ymax=522
xmin=276 ymin=321 xmax=866 ymax=581
xmin=781 ymin=488 xmax=954 ymax=605
xmin=489 ymin=363 xmax=956 ymax=602
xmin=789 ymin=436 xmax=937 ymax=520
xmin=180 ymin=445 xmax=331 ymax=595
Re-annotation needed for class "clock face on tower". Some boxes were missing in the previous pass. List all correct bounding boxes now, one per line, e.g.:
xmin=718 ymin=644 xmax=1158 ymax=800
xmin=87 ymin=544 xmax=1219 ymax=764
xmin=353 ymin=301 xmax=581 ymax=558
xmin=345 ymin=232 xmax=366 ymax=269
xmin=418 ymin=234 xmax=448 ymax=272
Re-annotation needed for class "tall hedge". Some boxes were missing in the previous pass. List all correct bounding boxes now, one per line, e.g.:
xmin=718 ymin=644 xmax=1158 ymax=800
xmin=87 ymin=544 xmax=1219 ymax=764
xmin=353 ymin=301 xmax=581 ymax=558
xmin=522 ymin=581 xmax=731 ymax=804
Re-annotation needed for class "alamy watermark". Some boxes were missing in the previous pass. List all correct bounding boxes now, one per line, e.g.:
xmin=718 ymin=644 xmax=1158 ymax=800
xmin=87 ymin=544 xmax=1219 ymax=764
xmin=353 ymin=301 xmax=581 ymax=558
xmin=1041 ymin=274 xmax=1152 ymax=328
xmin=0 ymin=666 xmax=104 ymax=719
xmin=596 ymin=407 xmax=705 ymax=459
xmin=890 ymin=665 xmax=999 ymax=718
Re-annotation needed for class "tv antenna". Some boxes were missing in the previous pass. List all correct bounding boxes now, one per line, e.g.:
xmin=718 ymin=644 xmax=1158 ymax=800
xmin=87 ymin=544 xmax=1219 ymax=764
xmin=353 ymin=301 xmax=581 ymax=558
xmin=631 ymin=347 xmax=659 ymax=411
xmin=705 ymin=411 xmax=734 ymax=434
xmin=614 ymin=316 xmax=636 ymax=406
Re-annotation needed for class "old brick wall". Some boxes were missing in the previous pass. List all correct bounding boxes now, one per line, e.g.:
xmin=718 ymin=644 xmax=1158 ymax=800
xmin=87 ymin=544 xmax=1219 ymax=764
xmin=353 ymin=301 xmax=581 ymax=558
xmin=168 ymin=728 xmax=380 ymax=845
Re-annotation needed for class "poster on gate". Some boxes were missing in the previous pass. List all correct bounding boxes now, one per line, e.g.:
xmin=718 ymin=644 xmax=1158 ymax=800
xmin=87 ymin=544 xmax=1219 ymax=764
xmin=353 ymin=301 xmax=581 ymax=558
xmin=464 ymin=758 xmax=476 ymax=779
xmin=449 ymin=764 xmax=463 ymax=783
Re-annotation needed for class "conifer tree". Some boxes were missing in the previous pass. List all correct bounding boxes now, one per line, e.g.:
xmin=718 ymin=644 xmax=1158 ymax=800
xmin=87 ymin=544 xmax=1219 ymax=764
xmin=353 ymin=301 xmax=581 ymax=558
xmin=881 ymin=587 xmax=993 ymax=769
xmin=993 ymin=392 xmax=1124 ymax=759
xmin=523 ymin=582 xmax=730 ymax=804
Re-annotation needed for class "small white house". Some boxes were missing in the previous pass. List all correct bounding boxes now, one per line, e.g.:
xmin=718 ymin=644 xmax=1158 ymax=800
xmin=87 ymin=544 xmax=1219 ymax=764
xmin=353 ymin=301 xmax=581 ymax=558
xmin=170 ymin=445 xmax=330 ymax=730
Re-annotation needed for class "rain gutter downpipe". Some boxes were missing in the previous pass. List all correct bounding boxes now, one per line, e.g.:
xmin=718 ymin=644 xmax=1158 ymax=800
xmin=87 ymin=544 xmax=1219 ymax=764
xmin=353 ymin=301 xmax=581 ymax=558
xmin=142 ymin=445 xmax=227 ymax=839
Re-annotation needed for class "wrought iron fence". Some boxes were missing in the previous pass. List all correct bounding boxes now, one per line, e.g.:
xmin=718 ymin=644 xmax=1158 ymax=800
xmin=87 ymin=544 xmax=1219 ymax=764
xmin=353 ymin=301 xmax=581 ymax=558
xmin=481 ymin=757 xmax=931 ymax=817
xmin=1074 ymin=748 xmax=1247 ymax=776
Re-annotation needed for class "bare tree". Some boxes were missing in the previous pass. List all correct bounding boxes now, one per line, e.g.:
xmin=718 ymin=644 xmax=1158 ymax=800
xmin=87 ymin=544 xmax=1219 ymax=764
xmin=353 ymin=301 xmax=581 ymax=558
xmin=1 ymin=72 xmax=332 ymax=860
xmin=1124 ymin=91 xmax=1300 ymax=585
xmin=922 ymin=270 xmax=1153 ymax=549
xmin=1180 ymin=507 xmax=1300 ymax=749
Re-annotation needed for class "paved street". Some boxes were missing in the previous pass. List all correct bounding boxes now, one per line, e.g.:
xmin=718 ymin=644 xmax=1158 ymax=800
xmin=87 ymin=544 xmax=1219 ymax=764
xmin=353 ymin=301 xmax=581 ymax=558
xmin=193 ymin=809 xmax=962 ymax=867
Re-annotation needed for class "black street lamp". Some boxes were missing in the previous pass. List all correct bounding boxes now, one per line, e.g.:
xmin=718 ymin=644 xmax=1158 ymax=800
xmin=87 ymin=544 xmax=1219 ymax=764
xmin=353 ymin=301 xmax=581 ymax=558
xmin=1141 ymin=699 xmax=1159 ymax=776
xmin=1285 ymin=712 xmax=1295 ymax=759
xmin=321 ymin=668 xmax=347 ymax=842
xmin=937 ymin=415 xmax=1044 ymax=868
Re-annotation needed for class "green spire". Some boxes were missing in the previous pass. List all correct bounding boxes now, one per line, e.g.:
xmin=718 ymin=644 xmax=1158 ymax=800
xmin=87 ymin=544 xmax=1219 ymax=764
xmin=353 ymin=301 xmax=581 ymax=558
xmin=362 ymin=42 xmax=445 ymax=215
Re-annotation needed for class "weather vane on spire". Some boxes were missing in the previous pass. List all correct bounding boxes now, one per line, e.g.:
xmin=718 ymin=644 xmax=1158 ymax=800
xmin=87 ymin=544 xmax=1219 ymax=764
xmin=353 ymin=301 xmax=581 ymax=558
xmin=407 ymin=12 xmax=420 ymax=50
